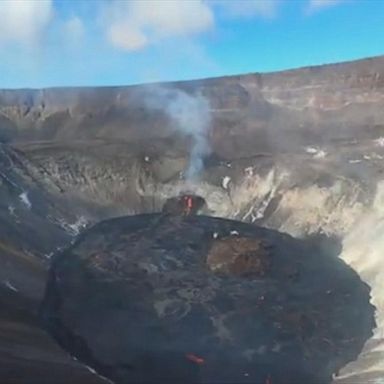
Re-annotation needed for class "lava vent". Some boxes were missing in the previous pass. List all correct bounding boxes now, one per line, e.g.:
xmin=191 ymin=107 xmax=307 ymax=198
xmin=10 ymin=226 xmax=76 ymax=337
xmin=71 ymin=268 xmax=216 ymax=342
xmin=162 ymin=194 xmax=207 ymax=216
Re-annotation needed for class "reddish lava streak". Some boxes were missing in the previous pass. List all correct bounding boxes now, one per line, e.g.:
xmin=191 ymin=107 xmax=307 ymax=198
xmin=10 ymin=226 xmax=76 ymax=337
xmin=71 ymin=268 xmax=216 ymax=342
xmin=186 ymin=353 xmax=205 ymax=365
xmin=184 ymin=195 xmax=194 ymax=216
xmin=162 ymin=194 xmax=206 ymax=216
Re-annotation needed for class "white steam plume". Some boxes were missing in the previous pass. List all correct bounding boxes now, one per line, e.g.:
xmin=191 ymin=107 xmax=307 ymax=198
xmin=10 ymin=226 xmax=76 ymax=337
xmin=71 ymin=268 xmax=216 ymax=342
xmin=146 ymin=87 xmax=211 ymax=180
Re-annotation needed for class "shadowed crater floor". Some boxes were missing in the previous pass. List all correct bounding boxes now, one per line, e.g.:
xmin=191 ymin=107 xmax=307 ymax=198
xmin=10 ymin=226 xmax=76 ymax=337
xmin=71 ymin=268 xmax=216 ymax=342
xmin=41 ymin=210 xmax=375 ymax=384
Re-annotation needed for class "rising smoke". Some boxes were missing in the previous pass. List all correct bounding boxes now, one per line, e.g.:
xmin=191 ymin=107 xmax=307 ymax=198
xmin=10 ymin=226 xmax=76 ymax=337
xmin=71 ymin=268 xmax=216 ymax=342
xmin=145 ymin=87 xmax=211 ymax=180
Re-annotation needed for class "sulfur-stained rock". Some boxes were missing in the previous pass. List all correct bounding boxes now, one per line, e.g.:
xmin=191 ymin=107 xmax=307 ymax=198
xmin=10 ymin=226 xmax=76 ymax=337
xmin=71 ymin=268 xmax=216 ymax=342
xmin=207 ymin=236 xmax=270 ymax=277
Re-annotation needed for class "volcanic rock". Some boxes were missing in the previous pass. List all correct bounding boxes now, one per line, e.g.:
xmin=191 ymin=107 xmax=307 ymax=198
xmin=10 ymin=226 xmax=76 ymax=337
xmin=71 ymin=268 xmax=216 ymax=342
xmin=207 ymin=236 xmax=270 ymax=277
xmin=162 ymin=194 xmax=207 ymax=215
xmin=42 ymin=214 xmax=375 ymax=384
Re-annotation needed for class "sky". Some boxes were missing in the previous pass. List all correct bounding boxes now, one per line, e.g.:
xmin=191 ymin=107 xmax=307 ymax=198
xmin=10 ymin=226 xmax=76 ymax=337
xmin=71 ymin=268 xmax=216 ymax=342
xmin=0 ymin=0 xmax=383 ymax=89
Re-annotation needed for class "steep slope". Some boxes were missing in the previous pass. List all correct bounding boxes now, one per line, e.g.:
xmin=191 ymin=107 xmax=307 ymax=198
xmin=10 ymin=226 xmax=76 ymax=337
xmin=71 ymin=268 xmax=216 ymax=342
xmin=0 ymin=144 xmax=109 ymax=383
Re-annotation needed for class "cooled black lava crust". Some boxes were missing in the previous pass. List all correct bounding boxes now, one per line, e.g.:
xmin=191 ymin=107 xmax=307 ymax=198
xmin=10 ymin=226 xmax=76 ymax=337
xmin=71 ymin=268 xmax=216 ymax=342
xmin=42 ymin=214 xmax=375 ymax=384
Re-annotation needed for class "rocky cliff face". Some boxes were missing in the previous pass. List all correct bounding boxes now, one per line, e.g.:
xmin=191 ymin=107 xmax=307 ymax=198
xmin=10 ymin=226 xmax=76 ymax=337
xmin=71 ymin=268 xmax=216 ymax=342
xmin=1 ymin=56 xmax=384 ymax=148
xmin=1 ymin=55 xmax=384 ymax=383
